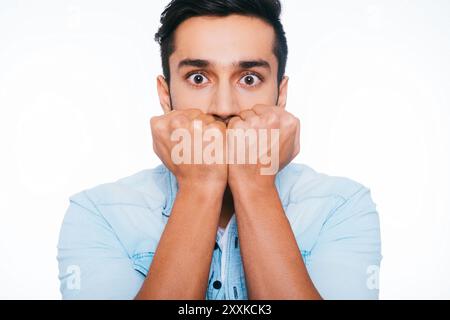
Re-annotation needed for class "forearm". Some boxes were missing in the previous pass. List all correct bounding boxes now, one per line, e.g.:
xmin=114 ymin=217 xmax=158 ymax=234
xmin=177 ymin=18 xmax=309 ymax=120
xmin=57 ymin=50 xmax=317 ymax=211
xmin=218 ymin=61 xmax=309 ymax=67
xmin=231 ymin=181 xmax=321 ymax=300
xmin=135 ymin=181 xmax=225 ymax=299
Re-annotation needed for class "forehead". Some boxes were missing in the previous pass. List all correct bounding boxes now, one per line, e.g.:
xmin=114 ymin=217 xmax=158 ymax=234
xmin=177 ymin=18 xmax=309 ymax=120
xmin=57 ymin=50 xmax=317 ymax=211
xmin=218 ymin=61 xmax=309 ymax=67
xmin=171 ymin=14 xmax=277 ymax=67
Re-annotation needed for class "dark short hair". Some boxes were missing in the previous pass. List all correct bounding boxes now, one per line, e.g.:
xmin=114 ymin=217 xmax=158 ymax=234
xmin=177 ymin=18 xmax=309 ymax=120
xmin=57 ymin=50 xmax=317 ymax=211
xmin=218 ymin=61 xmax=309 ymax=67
xmin=154 ymin=0 xmax=288 ymax=84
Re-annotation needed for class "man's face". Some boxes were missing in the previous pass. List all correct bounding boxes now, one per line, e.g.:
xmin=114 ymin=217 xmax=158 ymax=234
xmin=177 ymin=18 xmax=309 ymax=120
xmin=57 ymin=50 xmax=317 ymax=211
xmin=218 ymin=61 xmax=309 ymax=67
xmin=157 ymin=14 xmax=288 ymax=122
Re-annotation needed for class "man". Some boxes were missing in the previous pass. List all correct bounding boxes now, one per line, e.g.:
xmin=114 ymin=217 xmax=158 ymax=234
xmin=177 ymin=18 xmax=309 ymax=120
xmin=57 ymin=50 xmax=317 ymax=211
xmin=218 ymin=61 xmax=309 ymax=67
xmin=57 ymin=0 xmax=381 ymax=300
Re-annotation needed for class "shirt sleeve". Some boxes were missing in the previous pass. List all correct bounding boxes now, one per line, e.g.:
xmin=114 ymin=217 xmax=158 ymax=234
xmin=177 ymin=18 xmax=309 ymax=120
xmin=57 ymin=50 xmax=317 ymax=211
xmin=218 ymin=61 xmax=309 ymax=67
xmin=305 ymin=186 xmax=382 ymax=299
xmin=57 ymin=191 xmax=145 ymax=299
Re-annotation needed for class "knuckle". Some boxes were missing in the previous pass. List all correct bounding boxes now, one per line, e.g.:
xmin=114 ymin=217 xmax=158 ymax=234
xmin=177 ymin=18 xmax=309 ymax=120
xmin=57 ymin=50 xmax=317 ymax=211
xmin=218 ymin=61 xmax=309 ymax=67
xmin=227 ymin=117 xmax=240 ymax=128
xmin=185 ymin=108 xmax=203 ymax=118
xmin=280 ymin=111 xmax=298 ymax=126
xmin=212 ymin=120 xmax=226 ymax=130
xmin=150 ymin=116 xmax=159 ymax=126
xmin=265 ymin=113 xmax=279 ymax=125
xmin=202 ymin=114 xmax=216 ymax=123
xmin=150 ymin=116 xmax=164 ymax=131
xmin=252 ymin=104 xmax=267 ymax=112
xmin=171 ymin=114 xmax=188 ymax=128
xmin=290 ymin=116 xmax=301 ymax=129
xmin=239 ymin=109 xmax=252 ymax=117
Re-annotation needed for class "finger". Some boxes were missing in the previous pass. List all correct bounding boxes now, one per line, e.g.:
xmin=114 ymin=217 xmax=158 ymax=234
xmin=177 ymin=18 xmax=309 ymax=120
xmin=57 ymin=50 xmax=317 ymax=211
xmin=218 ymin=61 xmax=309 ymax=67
xmin=227 ymin=116 xmax=244 ymax=128
xmin=252 ymin=104 xmax=272 ymax=116
xmin=197 ymin=113 xmax=217 ymax=125
xmin=183 ymin=108 xmax=204 ymax=120
xmin=239 ymin=109 xmax=259 ymax=121
xmin=188 ymin=114 xmax=216 ymax=135
xmin=150 ymin=115 xmax=166 ymax=132
xmin=205 ymin=120 xmax=226 ymax=133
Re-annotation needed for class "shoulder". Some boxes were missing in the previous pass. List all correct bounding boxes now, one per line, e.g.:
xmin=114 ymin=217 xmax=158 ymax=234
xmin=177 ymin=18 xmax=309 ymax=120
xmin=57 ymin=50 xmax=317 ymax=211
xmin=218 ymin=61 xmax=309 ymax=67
xmin=61 ymin=164 xmax=174 ymax=256
xmin=277 ymin=162 xmax=368 ymax=205
xmin=68 ymin=164 xmax=172 ymax=211
xmin=277 ymin=163 xmax=378 ymax=251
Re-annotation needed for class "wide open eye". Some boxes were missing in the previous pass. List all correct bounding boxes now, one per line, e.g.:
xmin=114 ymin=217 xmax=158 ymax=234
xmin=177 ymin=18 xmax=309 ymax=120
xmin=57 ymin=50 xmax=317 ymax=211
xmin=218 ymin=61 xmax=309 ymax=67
xmin=187 ymin=73 xmax=209 ymax=86
xmin=239 ymin=73 xmax=262 ymax=87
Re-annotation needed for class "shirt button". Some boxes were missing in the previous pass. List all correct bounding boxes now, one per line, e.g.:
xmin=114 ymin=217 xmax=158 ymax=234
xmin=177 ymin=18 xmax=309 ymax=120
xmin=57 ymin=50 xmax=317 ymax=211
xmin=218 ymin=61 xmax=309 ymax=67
xmin=213 ymin=280 xmax=222 ymax=290
xmin=214 ymin=242 xmax=219 ymax=250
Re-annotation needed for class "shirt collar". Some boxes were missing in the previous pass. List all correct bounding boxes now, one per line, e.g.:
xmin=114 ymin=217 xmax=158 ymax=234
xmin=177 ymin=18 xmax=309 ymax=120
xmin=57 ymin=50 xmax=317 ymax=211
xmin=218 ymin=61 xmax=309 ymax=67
xmin=160 ymin=163 xmax=284 ymax=218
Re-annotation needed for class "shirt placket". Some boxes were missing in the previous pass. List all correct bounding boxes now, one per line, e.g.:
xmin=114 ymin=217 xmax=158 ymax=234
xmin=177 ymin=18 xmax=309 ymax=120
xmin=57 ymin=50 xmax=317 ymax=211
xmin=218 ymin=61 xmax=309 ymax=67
xmin=224 ymin=218 xmax=247 ymax=300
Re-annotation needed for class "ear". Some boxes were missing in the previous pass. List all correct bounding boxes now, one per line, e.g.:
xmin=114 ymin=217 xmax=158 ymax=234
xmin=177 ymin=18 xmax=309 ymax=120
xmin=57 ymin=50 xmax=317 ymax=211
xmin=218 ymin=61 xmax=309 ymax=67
xmin=156 ymin=75 xmax=172 ymax=114
xmin=276 ymin=76 xmax=289 ymax=109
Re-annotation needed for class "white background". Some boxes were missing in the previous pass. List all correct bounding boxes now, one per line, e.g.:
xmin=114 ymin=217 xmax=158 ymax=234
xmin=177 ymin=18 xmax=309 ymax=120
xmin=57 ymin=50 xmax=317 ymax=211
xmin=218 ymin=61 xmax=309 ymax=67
xmin=0 ymin=0 xmax=449 ymax=299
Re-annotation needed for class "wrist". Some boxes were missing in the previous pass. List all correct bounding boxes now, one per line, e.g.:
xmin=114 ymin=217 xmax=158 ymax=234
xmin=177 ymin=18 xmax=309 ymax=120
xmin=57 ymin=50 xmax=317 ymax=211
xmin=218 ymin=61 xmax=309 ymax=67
xmin=177 ymin=177 xmax=227 ymax=196
xmin=228 ymin=170 xmax=275 ymax=192
xmin=228 ymin=174 xmax=276 ymax=198
xmin=229 ymin=180 xmax=279 ymax=218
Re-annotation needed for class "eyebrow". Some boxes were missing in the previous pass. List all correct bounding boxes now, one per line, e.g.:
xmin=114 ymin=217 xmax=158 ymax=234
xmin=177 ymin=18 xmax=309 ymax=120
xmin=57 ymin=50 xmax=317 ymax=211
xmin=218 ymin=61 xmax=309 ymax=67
xmin=178 ymin=59 xmax=209 ymax=69
xmin=237 ymin=60 xmax=270 ymax=70
xmin=177 ymin=58 xmax=271 ymax=71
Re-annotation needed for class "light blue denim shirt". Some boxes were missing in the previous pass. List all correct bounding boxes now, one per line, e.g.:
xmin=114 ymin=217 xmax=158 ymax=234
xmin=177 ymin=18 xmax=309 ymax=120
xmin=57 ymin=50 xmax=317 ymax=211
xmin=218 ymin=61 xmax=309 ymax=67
xmin=57 ymin=163 xmax=382 ymax=300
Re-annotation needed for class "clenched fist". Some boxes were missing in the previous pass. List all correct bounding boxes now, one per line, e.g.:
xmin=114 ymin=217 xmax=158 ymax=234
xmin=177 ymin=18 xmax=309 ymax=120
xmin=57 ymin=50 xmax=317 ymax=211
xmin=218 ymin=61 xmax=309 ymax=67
xmin=150 ymin=108 xmax=228 ymax=188
xmin=150 ymin=105 xmax=300 ymax=190
xmin=227 ymin=105 xmax=300 ymax=188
